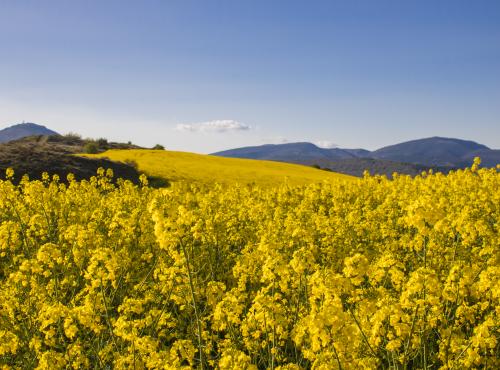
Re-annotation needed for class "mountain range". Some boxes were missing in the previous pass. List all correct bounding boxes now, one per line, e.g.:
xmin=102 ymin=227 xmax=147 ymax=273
xmin=213 ymin=137 xmax=500 ymax=176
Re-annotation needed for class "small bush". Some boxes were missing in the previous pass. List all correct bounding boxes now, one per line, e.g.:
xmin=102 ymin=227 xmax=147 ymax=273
xmin=97 ymin=138 xmax=108 ymax=147
xmin=83 ymin=142 xmax=99 ymax=154
xmin=65 ymin=132 xmax=82 ymax=140
xmin=152 ymin=144 xmax=165 ymax=150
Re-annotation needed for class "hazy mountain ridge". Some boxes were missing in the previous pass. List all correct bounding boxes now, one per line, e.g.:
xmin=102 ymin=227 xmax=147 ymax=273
xmin=214 ymin=142 xmax=357 ymax=162
xmin=213 ymin=137 xmax=500 ymax=176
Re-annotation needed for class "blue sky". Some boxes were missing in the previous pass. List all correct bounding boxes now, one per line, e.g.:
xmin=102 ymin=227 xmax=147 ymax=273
xmin=1 ymin=0 xmax=499 ymax=153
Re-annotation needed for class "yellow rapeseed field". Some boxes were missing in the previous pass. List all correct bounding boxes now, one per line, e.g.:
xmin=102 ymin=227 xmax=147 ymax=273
xmin=0 ymin=159 xmax=498 ymax=369
xmin=82 ymin=149 xmax=353 ymax=186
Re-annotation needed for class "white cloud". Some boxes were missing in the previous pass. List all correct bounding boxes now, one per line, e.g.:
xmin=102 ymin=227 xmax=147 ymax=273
xmin=260 ymin=136 xmax=289 ymax=144
xmin=275 ymin=136 xmax=289 ymax=144
xmin=175 ymin=119 xmax=250 ymax=133
xmin=175 ymin=123 xmax=197 ymax=132
xmin=315 ymin=140 xmax=338 ymax=149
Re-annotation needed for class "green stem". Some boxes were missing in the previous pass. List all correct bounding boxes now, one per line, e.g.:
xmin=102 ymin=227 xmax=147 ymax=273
xmin=348 ymin=306 xmax=379 ymax=360
xmin=179 ymin=238 xmax=204 ymax=369
xmin=100 ymin=278 xmax=118 ymax=351
xmin=332 ymin=339 xmax=343 ymax=370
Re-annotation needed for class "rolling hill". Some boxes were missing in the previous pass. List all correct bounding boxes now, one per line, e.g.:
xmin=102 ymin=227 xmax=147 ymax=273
xmin=2 ymin=121 xmax=497 ymax=181
xmin=0 ymin=122 xmax=59 ymax=143
xmin=83 ymin=149 xmax=354 ymax=187
xmin=0 ymin=130 xmax=351 ymax=187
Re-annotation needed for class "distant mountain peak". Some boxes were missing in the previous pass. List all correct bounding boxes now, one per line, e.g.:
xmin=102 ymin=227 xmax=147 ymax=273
xmin=213 ymin=142 xmax=355 ymax=162
xmin=396 ymin=136 xmax=489 ymax=149
xmin=372 ymin=137 xmax=490 ymax=166
xmin=9 ymin=122 xmax=53 ymax=129
xmin=0 ymin=122 xmax=59 ymax=143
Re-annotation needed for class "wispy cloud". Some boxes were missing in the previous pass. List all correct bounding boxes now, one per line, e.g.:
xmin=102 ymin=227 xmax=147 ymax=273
xmin=315 ymin=140 xmax=338 ymax=149
xmin=175 ymin=119 xmax=250 ymax=133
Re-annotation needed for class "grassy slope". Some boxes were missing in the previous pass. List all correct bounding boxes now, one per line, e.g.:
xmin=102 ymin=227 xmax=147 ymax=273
xmin=84 ymin=149 xmax=354 ymax=186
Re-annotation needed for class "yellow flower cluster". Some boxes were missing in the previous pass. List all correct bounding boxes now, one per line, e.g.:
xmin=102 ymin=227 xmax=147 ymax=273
xmin=0 ymin=160 xmax=498 ymax=369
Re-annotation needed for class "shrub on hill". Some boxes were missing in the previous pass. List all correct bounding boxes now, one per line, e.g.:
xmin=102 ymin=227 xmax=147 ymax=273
xmin=64 ymin=132 xmax=82 ymax=140
xmin=97 ymin=138 xmax=108 ymax=147
xmin=83 ymin=141 xmax=99 ymax=154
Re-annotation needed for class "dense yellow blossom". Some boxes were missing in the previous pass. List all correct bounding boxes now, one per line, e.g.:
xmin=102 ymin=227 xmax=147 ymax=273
xmin=0 ymin=162 xmax=498 ymax=369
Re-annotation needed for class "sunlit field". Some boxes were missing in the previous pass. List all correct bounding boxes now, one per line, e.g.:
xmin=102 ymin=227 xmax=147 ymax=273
xmin=0 ymin=159 xmax=498 ymax=369
xmin=82 ymin=149 xmax=354 ymax=187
